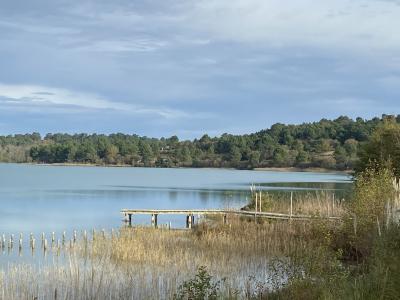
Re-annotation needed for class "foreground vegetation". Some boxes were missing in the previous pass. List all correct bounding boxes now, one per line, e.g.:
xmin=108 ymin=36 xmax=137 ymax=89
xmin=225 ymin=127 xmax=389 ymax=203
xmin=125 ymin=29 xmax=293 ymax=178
xmin=1 ymin=167 xmax=398 ymax=299
xmin=0 ymin=220 xmax=305 ymax=299
xmin=1 ymin=114 xmax=399 ymax=170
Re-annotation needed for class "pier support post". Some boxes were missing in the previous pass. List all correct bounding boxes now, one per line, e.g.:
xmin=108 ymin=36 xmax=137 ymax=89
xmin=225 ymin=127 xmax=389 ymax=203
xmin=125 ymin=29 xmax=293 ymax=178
xmin=124 ymin=213 xmax=132 ymax=226
xmin=186 ymin=214 xmax=193 ymax=229
xmin=151 ymin=214 xmax=158 ymax=228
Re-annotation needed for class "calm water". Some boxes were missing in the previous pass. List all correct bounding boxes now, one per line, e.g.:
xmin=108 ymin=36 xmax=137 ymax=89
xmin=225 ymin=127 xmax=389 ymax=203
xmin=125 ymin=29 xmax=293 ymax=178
xmin=0 ymin=164 xmax=350 ymax=234
xmin=0 ymin=163 xmax=351 ymax=264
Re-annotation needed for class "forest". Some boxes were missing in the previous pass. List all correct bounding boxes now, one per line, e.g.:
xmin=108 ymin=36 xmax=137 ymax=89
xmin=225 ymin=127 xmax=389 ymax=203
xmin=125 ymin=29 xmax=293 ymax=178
xmin=0 ymin=114 xmax=399 ymax=170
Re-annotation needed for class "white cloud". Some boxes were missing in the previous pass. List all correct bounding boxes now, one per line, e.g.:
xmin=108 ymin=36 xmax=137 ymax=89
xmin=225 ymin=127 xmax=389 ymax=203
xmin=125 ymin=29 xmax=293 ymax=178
xmin=184 ymin=0 xmax=400 ymax=54
xmin=73 ymin=39 xmax=168 ymax=53
xmin=0 ymin=83 xmax=121 ymax=109
xmin=0 ymin=20 xmax=78 ymax=35
xmin=4 ymin=0 xmax=400 ymax=57
xmin=0 ymin=83 xmax=189 ymax=119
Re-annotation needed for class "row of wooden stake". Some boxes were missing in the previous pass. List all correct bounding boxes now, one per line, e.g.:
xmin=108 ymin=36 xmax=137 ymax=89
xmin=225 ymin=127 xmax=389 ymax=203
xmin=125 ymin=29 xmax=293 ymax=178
xmin=0 ymin=229 xmax=118 ymax=252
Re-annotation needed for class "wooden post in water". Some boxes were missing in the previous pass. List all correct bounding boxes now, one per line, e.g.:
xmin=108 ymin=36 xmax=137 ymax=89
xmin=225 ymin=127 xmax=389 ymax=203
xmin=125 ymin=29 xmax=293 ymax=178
xmin=188 ymin=214 xmax=193 ymax=229
xmin=186 ymin=215 xmax=193 ymax=229
xmin=124 ymin=213 xmax=132 ymax=226
xmin=151 ymin=214 xmax=158 ymax=228
xmin=19 ymin=235 xmax=22 ymax=252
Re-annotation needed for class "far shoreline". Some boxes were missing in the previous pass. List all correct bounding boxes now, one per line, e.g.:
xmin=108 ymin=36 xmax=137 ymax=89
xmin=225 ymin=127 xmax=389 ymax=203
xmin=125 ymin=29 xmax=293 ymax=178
xmin=253 ymin=167 xmax=353 ymax=175
xmin=3 ymin=162 xmax=352 ymax=174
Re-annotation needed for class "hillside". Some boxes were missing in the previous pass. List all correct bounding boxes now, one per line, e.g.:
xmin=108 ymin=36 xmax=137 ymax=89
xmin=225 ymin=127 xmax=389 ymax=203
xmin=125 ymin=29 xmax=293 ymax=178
xmin=1 ymin=114 xmax=399 ymax=170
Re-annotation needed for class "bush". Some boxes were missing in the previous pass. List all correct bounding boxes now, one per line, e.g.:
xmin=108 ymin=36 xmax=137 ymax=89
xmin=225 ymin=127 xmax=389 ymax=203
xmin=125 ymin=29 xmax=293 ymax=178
xmin=174 ymin=266 xmax=223 ymax=300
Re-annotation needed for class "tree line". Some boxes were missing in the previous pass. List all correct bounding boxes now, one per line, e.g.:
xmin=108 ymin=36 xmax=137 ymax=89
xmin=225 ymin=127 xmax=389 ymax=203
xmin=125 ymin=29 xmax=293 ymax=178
xmin=1 ymin=114 xmax=399 ymax=170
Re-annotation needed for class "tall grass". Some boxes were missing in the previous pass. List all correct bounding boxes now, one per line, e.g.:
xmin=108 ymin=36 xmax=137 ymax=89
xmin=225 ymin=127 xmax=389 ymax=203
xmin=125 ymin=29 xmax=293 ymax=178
xmin=0 ymin=216 xmax=319 ymax=299
xmin=266 ymin=166 xmax=400 ymax=299
xmin=247 ymin=190 xmax=346 ymax=217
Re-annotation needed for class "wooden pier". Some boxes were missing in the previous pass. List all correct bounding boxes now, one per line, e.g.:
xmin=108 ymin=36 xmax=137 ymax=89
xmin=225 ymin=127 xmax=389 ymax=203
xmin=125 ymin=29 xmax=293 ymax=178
xmin=120 ymin=209 xmax=341 ymax=228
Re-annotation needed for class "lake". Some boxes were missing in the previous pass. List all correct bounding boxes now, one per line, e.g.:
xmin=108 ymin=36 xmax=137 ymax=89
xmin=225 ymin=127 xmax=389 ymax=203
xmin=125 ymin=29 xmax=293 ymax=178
xmin=0 ymin=164 xmax=350 ymax=235
xmin=0 ymin=163 xmax=351 ymax=265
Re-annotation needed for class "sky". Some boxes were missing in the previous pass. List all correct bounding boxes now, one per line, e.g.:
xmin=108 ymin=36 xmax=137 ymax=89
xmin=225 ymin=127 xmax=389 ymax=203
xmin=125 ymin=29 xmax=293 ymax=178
xmin=0 ymin=0 xmax=399 ymax=139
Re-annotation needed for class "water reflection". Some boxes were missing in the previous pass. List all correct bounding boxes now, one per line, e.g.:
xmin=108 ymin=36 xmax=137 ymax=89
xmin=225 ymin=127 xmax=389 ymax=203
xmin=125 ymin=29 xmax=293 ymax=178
xmin=0 ymin=164 xmax=351 ymax=238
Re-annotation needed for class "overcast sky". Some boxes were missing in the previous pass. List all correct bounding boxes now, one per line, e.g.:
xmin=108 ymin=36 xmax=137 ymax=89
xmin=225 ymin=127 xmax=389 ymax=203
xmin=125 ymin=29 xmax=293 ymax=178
xmin=0 ymin=0 xmax=399 ymax=139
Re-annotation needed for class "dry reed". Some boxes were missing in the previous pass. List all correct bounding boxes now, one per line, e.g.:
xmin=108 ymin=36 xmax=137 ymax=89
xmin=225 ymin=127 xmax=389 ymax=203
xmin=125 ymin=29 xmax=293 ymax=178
xmin=0 ymin=191 xmax=346 ymax=299
xmin=0 ymin=217 xmax=320 ymax=299
xmin=250 ymin=190 xmax=346 ymax=218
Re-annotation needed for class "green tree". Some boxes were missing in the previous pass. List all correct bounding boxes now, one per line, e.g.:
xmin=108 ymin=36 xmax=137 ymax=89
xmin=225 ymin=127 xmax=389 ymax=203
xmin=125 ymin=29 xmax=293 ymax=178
xmin=249 ymin=151 xmax=260 ymax=168
xmin=75 ymin=143 xmax=98 ymax=163
xmin=334 ymin=145 xmax=348 ymax=169
xmin=105 ymin=145 xmax=119 ymax=164
xmin=176 ymin=145 xmax=192 ymax=165
xmin=140 ymin=142 xmax=154 ymax=166
xmin=344 ymin=139 xmax=358 ymax=157
xmin=229 ymin=146 xmax=242 ymax=165
xmin=315 ymin=139 xmax=333 ymax=153
xmin=296 ymin=150 xmax=310 ymax=166
xmin=357 ymin=121 xmax=400 ymax=176
xmin=273 ymin=145 xmax=289 ymax=167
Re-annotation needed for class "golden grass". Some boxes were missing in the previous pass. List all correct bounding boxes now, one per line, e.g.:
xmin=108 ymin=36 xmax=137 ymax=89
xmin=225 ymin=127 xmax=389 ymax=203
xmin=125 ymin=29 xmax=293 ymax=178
xmin=250 ymin=190 xmax=346 ymax=218
xmin=0 ymin=217 xmax=322 ymax=299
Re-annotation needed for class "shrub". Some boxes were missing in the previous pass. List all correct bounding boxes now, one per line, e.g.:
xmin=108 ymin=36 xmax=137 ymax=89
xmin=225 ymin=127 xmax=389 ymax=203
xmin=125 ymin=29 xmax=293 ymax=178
xmin=174 ymin=266 xmax=223 ymax=300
